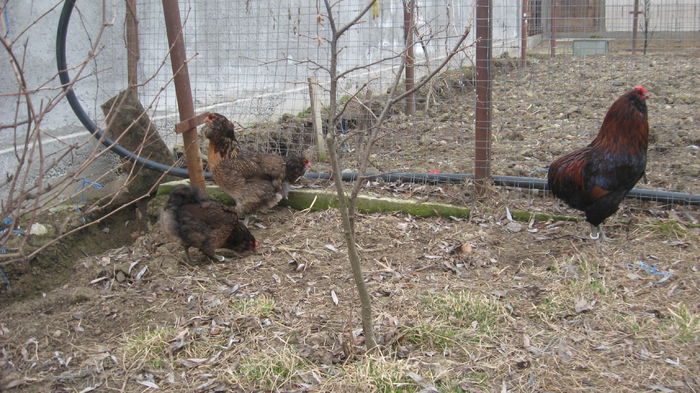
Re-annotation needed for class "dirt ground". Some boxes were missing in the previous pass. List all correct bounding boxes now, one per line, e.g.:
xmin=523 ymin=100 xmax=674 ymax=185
xmin=247 ymin=48 xmax=699 ymax=195
xmin=1 ymin=186 xmax=698 ymax=392
xmin=1 ymin=49 xmax=699 ymax=392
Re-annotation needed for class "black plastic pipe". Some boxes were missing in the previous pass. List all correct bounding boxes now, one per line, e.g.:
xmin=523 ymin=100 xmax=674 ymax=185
xmin=56 ymin=0 xmax=213 ymax=180
xmin=304 ymin=172 xmax=700 ymax=205
xmin=56 ymin=1 xmax=699 ymax=207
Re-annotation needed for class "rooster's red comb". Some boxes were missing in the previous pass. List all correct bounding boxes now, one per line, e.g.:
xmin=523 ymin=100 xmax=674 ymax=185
xmin=633 ymin=85 xmax=647 ymax=96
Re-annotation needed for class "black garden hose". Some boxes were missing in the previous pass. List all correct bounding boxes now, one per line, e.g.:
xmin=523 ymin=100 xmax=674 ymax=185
xmin=304 ymin=172 xmax=700 ymax=205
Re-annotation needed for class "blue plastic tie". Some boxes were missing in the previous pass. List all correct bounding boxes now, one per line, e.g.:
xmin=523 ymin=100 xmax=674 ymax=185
xmin=635 ymin=260 xmax=672 ymax=278
xmin=0 ymin=216 xmax=24 ymax=236
xmin=2 ymin=0 xmax=9 ymax=37
xmin=76 ymin=178 xmax=104 ymax=222
xmin=77 ymin=178 xmax=104 ymax=205
xmin=615 ymin=260 xmax=672 ymax=282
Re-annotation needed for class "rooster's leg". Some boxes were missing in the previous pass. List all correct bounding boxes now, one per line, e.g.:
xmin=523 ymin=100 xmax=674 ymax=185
xmin=202 ymin=246 xmax=226 ymax=263
xmin=589 ymin=224 xmax=612 ymax=241
xmin=183 ymin=247 xmax=194 ymax=264
xmin=208 ymin=254 xmax=226 ymax=262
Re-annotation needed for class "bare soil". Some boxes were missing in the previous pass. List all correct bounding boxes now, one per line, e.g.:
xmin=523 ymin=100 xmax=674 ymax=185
xmin=1 ymin=50 xmax=699 ymax=392
xmin=246 ymin=50 xmax=699 ymax=194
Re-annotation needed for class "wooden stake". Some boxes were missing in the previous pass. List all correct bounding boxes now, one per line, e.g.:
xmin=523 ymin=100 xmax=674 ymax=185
xmin=631 ymin=0 xmax=641 ymax=54
xmin=308 ymin=77 xmax=327 ymax=162
xmin=161 ymin=0 xmax=205 ymax=191
xmin=125 ymin=0 xmax=139 ymax=90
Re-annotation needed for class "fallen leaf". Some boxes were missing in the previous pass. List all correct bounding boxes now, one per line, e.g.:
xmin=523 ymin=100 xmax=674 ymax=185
xmin=331 ymin=290 xmax=339 ymax=306
xmin=167 ymin=329 xmax=189 ymax=355
xmin=407 ymin=372 xmax=438 ymax=393
xmin=179 ymin=358 xmax=208 ymax=369
xmin=135 ymin=380 xmax=160 ymax=389
xmin=78 ymin=382 xmax=103 ymax=393
xmin=574 ymin=298 xmax=595 ymax=313
xmin=324 ymin=244 xmax=338 ymax=252
xmin=555 ymin=340 xmax=574 ymax=363
xmin=134 ymin=266 xmax=148 ymax=281
xmin=601 ymin=372 xmax=622 ymax=382
xmin=648 ymin=384 xmax=675 ymax=392
xmin=448 ymin=243 xmax=472 ymax=255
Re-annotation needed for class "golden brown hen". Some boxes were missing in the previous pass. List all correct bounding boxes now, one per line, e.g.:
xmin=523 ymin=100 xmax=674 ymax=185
xmin=202 ymin=113 xmax=308 ymax=215
xmin=160 ymin=184 xmax=258 ymax=263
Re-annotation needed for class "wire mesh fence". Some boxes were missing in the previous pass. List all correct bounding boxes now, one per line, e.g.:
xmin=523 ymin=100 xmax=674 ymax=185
xmin=58 ymin=0 xmax=699 ymax=202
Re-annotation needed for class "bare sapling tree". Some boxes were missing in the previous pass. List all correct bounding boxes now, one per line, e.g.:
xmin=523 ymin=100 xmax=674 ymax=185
xmin=319 ymin=0 xmax=471 ymax=351
xmin=0 ymin=2 xmax=179 ymax=282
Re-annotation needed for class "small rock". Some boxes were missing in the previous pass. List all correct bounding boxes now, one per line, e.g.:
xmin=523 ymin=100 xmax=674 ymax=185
xmin=29 ymin=223 xmax=48 ymax=236
xmin=115 ymin=270 xmax=128 ymax=283
xmin=506 ymin=222 xmax=523 ymax=233
xmin=72 ymin=312 xmax=85 ymax=320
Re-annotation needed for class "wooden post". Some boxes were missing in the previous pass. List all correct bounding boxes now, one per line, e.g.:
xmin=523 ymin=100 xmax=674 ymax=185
xmin=550 ymin=0 xmax=557 ymax=57
xmin=475 ymin=0 xmax=492 ymax=190
xmin=520 ymin=0 xmax=528 ymax=67
xmin=631 ymin=0 xmax=640 ymax=54
xmin=403 ymin=0 xmax=415 ymax=115
xmin=308 ymin=77 xmax=327 ymax=162
xmin=125 ymin=0 xmax=139 ymax=90
xmin=161 ymin=0 xmax=205 ymax=191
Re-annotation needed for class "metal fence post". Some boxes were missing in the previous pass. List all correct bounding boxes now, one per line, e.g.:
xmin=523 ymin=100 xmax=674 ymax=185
xmin=550 ymin=0 xmax=557 ymax=57
xmin=521 ymin=0 xmax=529 ymax=67
xmin=162 ymin=0 xmax=206 ymax=191
xmin=475 ymin=0 xmax=492 ymax=190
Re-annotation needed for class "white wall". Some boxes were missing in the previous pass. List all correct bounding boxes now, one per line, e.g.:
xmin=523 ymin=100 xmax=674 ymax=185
xmin=605 ymin=0 xmax=700 ymax=31
xmin=0 ymin=0 xmax=522 ymax=202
